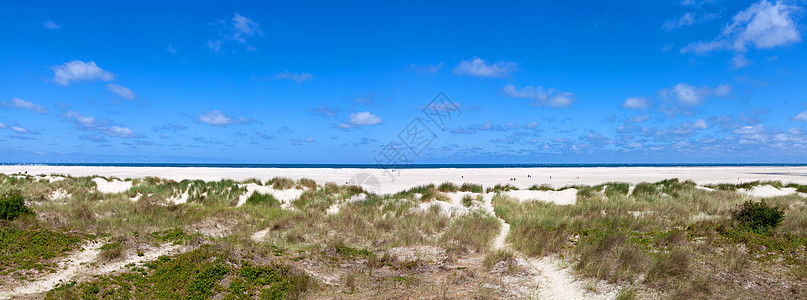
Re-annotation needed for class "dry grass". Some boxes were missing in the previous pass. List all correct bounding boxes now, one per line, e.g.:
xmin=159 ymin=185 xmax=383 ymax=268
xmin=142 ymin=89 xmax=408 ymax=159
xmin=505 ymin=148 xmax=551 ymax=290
xmin=495 ymin=178 xmax=807 ymax=298
xmin=3 ymin=173 xmax=807 ymax=299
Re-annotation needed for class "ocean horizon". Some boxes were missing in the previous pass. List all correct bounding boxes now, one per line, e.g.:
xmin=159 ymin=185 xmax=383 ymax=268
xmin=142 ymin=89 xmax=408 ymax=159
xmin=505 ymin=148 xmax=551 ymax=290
xmin=3 ymin=162 xmax=807 ymax=169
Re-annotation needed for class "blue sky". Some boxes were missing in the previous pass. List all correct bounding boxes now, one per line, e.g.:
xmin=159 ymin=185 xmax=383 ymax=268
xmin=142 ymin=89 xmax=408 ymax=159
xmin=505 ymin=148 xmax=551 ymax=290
xmin=1 ymin=0 xmax=806 ymax=163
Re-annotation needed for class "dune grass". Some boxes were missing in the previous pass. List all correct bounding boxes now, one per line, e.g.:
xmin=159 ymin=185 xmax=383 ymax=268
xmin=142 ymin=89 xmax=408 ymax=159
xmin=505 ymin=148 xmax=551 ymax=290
xmin=3 ymin=173 xmax=807 ymax=298
xmin=495 ymin=178 xmax=807 ymax=298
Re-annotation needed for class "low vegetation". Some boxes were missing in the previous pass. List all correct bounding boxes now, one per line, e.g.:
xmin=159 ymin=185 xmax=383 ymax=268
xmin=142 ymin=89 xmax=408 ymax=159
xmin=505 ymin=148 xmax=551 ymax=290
xmin=2 ymin=173 xmax=807 ymax=299
xmin=47 ymin=245 xmax=312 ymax=299
xmin=496 ymin=179 xmax=807 ymax=298
xmin=1 ymin=190 xmax=33 ymax=220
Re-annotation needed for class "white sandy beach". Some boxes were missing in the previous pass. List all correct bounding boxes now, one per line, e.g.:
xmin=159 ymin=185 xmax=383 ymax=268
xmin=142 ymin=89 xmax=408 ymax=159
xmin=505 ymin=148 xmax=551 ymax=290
xmin=3 ymin=165 xmax=807 ymax=194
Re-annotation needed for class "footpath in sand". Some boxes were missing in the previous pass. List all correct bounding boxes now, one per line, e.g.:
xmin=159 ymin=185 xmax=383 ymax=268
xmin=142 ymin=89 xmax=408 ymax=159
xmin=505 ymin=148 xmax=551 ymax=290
xmin=481 ymin=192 xmax=619 ymax=299
xmin=0 ymin=240 xmax=186 ymax=299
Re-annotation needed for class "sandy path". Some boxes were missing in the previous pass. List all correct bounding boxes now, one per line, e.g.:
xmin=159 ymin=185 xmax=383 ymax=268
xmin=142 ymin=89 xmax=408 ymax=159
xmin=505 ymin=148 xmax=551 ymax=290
xmin=0 ymin=241 xmax=103 ymax=299
xmin=485 ymin=192 xmax=618 ymax=299
xmin=0 ymin=241 xmax=186 ymax=299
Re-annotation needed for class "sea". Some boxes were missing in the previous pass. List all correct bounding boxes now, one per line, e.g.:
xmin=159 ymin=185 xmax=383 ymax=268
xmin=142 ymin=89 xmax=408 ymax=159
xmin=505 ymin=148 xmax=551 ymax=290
xmin=2 ymin=163 xmax=807 ymax=169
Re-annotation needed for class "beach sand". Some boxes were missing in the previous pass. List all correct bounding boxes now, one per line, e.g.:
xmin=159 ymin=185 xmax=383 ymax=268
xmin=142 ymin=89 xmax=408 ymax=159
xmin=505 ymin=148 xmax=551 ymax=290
xmin=3 ymin=165 xmax=807 ymax=194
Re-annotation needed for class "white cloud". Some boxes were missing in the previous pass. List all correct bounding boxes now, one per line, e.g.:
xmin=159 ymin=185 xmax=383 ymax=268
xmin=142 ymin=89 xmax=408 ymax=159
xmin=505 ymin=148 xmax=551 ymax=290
xmin=231 ymin=13 xmax=261 ymax=42
xmin=52 ymin=60 xmax=115 ymax=86
xmin=734 ymin=124 xmax=765 ymax=134
xmin=410 ymin=63 xmax=444 ymax=74
xmin=64 ymin=111 xmax=99 ymax=128
xmin=792 ymin=110 xmax=807 ymax=121
xmin=349 ymin=112 xmax=382 ymax=126
xmin=679 ymin=0 xmax=716 ymax=7
xmin=2 ymin=98 xmax=48 ymax=113
xmin=106 ymin=84 xmax=135 ymax=100
xmin=502 ymin=84 xmax=574 ymax=108
xmin=525 ymin=121 xmax=539 ymax=129
xmin=102 ymin=126 xmax=139 ymax=138
xmin=622 ymin=97 xmax=650 ymax=109
xmin=11 ymin=127 xmax=28 ymax=134
xmin=681 ymin=0 xmax=801 ymax=67
xmin=64 ymin=110 xmax=140 ymax=138
xmin=663 ymin=12 xmax=696 ymax=31
xmin=662 ymin=11 xmax=721 ymax=31
xmin=626 ymin=114 xmax=651 ymax=123
xmin=661 ymin=83 xmax=731 ymax=106
xmin=166 ymin=44 xmax=177 ymax=53
xmin=0 ymin=122 xmax=5 ymax=128
xmin=671 ymin=83 xmax=703 ymax=106
xmin=198 ymin=110 xmax=248 ymax=126
xmin=692 ymin=118 xmax=709 ymax=129
xmin=453 ymin=57 xmax=517 ymax=78
xmin=43 ymin=20 xmax=60 ymax=29
xmin=274 ymin=71 xmax=313 ymax=83
xmin=207 ymin=13 xmax=262 ymax=53
xmin=715 ymin=84 xmax=732 ymax=96
xmin=290 ymin=137 xmax=315 ymax=145
xmin=423 ymin=101 xmax=462 ymax=112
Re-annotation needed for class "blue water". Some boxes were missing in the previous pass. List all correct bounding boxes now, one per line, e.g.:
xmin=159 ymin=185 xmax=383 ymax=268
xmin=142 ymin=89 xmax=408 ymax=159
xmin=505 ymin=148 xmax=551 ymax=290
xmin=3 ymin=163 xmax=807 ymax=169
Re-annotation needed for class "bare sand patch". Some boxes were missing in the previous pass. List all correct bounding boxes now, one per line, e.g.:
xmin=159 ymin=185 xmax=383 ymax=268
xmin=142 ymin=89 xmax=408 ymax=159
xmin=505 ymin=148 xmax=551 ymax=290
xmin=503 ymin=189 xmax=578 ymax=205
xmin=418 ymin=200 xmax=471 ymax=216
xmin=740 ymin=185 xmax=798 ymax=198
xmin=92 ymin=178 xmax=132 ymax=194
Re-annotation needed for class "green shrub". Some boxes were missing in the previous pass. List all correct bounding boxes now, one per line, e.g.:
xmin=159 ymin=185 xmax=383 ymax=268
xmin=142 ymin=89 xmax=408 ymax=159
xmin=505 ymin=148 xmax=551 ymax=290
xmin=485 ymin=184 xmax=517 ymax=193
xmin=461 ymin=195 xmax=474 ymax=207
xmin=459 ymin=183 xmax=483 ymax=193
xmin=0 ymin=190 xmax=32 ymax=221
xmin=269 ymin=177 xmax=295 ymax=190
xmin=99 ymin=240 xmax=124 ymax=261
xmin=732 ymin=200 xmax=784 ymax=234
xmin=528 ymin=184 xmax=555 ymax=191
xmin=437 ymin=182 xmax=459 ymax=192
xmin=632 ymin=182 xmax=658 ymax=197
xmin=603 ymin=182 xmax=630 ymax=198
xmin=246 ymin=192 xmax=280 ymax=206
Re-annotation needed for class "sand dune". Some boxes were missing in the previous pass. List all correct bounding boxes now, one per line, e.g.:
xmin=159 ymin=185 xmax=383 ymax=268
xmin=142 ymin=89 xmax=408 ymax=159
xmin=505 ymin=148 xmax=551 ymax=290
xmin=4 ymin=165 xmax=807 ymax=194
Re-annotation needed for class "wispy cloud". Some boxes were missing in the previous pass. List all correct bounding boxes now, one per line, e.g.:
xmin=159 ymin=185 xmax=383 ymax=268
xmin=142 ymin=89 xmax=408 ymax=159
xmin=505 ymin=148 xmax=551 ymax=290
xmin=106 ymin=83 xmax=135 ymax=100
xmin=64 ymin=111 xmax=99 ymax=128
xmin=452 ymin=121 xmax=539 ymax=134
xmin=453 ymin=57 xmax=517 ymax=78
xmin=166 ymin=44 xmax=177 ymax=53
xmin=660 ymin=83 xmax=731 ymax=107
xmin=290 ymin=137 xmax=315 ymax=145
xmin=502 ymin=84 xmax=574 ymax=108
xmin=409 ymin=62 xmax=444 ymax=74
xmin=79 ymin=135 xmax=107 ymax=143
xmin=792 ymin=111 xmax=807 ymax=122
xmin=307 ymin=105 xmax=340 ymax=117
xmin=52 ymin=60 xmax=115 ymax=86
xmin=625 ymin=114 xmax=651 ymax=123
xmin=63 ymin=110 xmax=140 ymax=138
xmin=681 ymin=0 xmax=801 ymax=67
xmin=274 ymin=71 xmax=312 ymax=83
xmin=662 ymin=11 xmax=721 ymax=31
xmin=207 ymin=13 xmax=262 ymax=53
xmin=2 ymin=98 xmax=48 ymax=114
xmin=103 ymin=126 xmax=139 ymax=138
xmin=43 ymin=20 xmax=60 ymax=29
xmin=198 ymin=110 xmax=249 ymax=126
xmin=622 ymin=97 xmax=651 ymax=110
